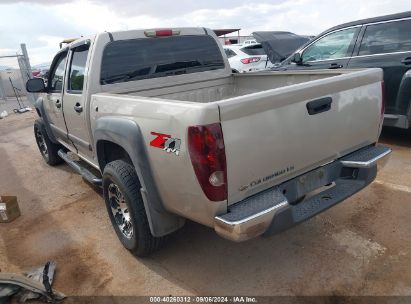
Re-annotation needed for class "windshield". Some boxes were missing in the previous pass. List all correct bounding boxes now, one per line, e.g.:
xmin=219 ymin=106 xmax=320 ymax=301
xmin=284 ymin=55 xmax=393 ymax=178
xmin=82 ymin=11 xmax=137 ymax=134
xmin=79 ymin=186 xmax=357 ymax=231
xmin=100 ymin=35 xmax=225 ymax=85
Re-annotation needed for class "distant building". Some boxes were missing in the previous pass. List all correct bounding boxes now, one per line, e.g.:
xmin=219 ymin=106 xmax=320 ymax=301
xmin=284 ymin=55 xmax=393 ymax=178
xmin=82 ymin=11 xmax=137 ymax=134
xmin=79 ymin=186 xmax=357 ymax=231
xmin=213 ymin=29 xmax=253 ymax=45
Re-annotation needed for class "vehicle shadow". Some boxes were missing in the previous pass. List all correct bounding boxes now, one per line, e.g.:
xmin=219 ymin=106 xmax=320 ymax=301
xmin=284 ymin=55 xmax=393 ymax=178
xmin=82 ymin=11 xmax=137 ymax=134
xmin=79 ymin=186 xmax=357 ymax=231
xmin=379 ymin=126 xmax=411 ymax=148
xmin=138 ymin=216 xmax=341 ymax=295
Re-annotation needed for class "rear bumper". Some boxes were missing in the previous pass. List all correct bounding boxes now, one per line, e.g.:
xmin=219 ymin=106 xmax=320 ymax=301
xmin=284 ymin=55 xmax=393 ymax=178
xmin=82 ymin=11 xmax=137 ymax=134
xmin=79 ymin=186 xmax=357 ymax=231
xmin=214 ymin=145 xmax=391 ymax=242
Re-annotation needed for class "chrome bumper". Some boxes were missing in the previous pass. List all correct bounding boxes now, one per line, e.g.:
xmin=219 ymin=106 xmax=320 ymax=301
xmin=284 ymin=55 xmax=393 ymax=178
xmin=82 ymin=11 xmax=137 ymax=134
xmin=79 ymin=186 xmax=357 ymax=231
xmin=340 ymin=145 xmax=392 ymax=169
xmin=214 ymin=196 xmax=288 ymax=242
xmin=214 ymin=144 xmax=391 ymax=242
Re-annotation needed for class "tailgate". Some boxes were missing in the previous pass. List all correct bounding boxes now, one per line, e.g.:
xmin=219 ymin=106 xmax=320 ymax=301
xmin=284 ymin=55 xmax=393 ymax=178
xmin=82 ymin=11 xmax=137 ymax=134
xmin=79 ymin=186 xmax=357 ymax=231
xmin=217 ymin=69 xmax=383 ymax=205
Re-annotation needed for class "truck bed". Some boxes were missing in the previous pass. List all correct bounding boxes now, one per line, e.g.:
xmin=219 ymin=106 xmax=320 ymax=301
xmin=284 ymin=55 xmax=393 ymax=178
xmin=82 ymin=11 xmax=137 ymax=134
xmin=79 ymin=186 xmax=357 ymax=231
xmin=108 ymin=70 xmax=351 ymax=103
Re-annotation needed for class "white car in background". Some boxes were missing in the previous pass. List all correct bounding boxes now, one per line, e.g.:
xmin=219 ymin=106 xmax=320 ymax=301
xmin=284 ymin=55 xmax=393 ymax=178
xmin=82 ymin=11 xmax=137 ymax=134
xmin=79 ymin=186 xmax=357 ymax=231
xmin=223 ymin=44 xmax=273 ymax=73
xmin=242 ymin=39 xmax=257 ymax=46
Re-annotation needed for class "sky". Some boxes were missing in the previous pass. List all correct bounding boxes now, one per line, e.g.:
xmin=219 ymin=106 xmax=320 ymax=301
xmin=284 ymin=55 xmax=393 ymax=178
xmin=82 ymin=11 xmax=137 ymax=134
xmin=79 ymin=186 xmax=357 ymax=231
xmin=0 ymin=0 xmax=409 ymax=68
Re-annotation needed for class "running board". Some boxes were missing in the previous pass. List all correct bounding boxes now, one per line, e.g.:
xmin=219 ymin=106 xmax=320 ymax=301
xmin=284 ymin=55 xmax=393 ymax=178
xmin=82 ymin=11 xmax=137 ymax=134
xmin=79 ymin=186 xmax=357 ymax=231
xmin=58 ymin=150 xmax=102 ymax=186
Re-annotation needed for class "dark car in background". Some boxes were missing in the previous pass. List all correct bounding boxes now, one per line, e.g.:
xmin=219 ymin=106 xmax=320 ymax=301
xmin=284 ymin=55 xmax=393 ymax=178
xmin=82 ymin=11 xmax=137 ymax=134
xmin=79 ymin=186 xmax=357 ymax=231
xmin=252 ymin=31 xmax=311 ymax=64
xmin=276 ymin=11 xmax=411 ymax=129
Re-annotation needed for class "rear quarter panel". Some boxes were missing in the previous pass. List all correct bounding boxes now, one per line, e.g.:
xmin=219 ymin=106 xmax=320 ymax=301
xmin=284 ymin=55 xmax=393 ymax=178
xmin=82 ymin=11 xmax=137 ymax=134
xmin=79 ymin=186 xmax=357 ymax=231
xmin=90 ymin=94 xmax=227 ymax=227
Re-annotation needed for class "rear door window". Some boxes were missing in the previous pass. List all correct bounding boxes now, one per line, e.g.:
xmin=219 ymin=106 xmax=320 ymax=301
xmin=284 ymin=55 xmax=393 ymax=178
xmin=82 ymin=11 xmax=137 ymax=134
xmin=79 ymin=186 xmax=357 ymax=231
xmin=224 ymin=48 xmax=237 ymax=58
xmin=68 ymin=44 xmax=90 ymax=93
xmin=358 ymin=19 xmax=411 ymax=56
xmin=101 ymin=35 xmax=225 ymax=84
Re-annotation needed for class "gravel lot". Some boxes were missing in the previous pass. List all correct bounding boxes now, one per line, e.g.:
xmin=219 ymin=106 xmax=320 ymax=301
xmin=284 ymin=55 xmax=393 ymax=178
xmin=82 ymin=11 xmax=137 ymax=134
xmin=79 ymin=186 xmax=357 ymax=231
xmin=0 ymin=111 xmax=410 ymax=297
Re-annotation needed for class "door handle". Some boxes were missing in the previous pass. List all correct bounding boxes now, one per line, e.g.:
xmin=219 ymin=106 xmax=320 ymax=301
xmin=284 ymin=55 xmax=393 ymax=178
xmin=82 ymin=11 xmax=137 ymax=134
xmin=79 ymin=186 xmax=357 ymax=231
xmin=306 ymin=97 xmax=333 ymax=115
xmin=55 ymin=99 xmax=61 ymax=109
xmin=328 ymin=63 xmax=343 ymax=69
xmin=401 ymin=57 xmax=411 ymax=65
xmin=74 ymin=103 xmax=83 ymax=113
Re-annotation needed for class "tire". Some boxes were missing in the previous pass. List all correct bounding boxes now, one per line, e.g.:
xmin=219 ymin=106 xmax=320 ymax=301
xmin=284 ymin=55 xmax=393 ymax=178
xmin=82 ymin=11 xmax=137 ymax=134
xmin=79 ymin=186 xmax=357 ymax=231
xmin=102 ymin=160 xmax=163 ymax=257
xmin=34 ymin=120 xmax=63 ymax=166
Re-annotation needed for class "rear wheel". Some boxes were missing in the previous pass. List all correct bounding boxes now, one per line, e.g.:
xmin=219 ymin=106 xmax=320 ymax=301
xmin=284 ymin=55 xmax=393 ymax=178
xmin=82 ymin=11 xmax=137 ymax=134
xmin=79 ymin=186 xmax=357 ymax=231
xmin=102 ymin=160 xmax=163 ymax=257
xmin=34 ymin=120 xmax=63 ymax=166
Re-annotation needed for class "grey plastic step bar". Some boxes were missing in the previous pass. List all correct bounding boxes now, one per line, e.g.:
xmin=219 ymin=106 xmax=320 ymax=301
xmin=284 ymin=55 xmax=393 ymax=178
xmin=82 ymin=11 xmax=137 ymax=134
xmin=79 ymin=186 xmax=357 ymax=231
xmin=58 ymin=149 xmax=102 ymax=186
xmin=214 ymin=144 xmax=391 ymax=242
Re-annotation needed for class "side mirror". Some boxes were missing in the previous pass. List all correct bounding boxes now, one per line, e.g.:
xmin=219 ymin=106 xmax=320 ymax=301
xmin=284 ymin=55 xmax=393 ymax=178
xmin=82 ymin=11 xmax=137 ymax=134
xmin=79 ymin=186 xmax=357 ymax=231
xmin=26 ymin=78 xmax=46 ymax=93
xmin=291 ymin=53 xmax=302 ymax=64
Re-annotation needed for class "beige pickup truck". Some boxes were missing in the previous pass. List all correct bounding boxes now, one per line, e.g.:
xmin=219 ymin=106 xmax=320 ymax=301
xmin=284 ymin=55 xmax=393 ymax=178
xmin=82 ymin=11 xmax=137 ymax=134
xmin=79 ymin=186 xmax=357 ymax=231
xmin=26 ymin=27 xmax=391 ymax=256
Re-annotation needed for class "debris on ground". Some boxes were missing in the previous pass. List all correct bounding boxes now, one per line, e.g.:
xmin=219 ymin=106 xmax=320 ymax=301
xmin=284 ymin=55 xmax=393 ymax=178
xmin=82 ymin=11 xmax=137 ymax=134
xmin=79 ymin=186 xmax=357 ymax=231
xmin=13 ymin=107 xmax=32 ymax=114
xmin=0 ymin=111 xmax=8 ymax=119
xmin=0 ymin=196 xmax=21 ymax=223
xmin=0 ymin=261 xmax=65 ymax=303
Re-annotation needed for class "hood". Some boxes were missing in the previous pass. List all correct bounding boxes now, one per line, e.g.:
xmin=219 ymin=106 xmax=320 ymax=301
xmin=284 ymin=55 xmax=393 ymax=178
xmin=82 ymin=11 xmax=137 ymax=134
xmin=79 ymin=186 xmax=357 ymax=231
xmin=252 ymin=31 xmax=310 ymax=63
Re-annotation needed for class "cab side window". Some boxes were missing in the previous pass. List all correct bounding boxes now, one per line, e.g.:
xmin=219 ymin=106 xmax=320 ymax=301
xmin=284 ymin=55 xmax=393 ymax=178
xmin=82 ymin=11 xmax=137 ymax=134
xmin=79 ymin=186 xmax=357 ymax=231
xmin=302 ymin=27 xmax=359 ymax=62
xmin=68 ymin=44 xmax=90 ymax=93
xmin=49 ymin=53 xmax=67 ymax=92
xmin=358 ymin=19 xmax=411 ymax=56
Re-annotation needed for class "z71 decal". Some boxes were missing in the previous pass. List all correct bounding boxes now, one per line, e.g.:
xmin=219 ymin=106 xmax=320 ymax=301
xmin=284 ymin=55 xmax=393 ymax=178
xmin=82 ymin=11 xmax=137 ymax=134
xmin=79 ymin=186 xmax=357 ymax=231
xmin=150 ymin=132 xmax=181 ymax=156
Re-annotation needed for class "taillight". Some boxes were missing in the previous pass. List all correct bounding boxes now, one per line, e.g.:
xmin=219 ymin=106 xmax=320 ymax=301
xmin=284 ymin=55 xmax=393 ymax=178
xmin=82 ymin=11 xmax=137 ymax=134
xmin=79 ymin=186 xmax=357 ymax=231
xmin=188 ymin=123 xmax=227 ymax=202
xmin=241 ymin=57 xmax=261 ymax=64
xmin=144 ymin=29 xmax=181 ymax=37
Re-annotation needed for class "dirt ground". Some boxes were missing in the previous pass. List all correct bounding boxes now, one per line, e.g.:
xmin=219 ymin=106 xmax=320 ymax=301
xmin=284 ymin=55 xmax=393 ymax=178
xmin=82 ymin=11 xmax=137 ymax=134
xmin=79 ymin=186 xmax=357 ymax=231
xmin=0 ymin=111 xmax=410 ymax=297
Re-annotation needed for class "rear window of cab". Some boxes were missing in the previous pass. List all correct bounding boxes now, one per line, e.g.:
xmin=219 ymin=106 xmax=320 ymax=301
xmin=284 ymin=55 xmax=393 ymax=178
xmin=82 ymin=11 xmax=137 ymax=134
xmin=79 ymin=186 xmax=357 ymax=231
xmin=100 ymin=35 xmax=225 ymax=85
